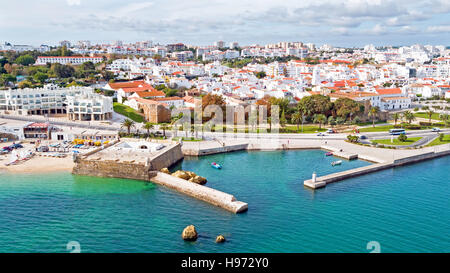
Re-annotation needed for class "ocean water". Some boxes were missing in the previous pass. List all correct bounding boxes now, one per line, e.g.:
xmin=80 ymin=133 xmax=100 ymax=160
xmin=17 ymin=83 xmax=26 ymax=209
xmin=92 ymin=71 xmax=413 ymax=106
xmin=0 ymin=150 xmax=448 ymax=253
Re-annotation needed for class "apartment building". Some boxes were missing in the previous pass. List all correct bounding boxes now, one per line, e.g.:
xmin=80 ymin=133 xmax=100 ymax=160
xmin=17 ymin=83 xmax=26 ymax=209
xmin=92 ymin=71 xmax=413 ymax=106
xmin=35 ymin=56 xmax=103 ymax=65
xmin=0 ymin=84 xmax=113 ymax=119
xmin=66 ymin=93 xmax=113 ymax=121
xmin=0 ymin=84 xmax=92 ymax=115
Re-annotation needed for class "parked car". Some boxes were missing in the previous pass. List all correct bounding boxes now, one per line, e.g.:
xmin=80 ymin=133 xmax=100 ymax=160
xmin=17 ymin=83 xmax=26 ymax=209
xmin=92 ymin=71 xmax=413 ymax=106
xmin=326 ymin=129 xmax=337 ymax=134
xmin=10 ymin=144 xmax=23 ymax=149
xmin=2 ymin=146 xmax=13 ymax=152
xmin=431 ymin=128 xmax=441 ymax=132
xmin=37 ymin=146 xmax=49 ymax=152
xmin=317 ymin=132 xmax=326 ymax=137
xmin=359 ymin=135 xmax=368 ymax=140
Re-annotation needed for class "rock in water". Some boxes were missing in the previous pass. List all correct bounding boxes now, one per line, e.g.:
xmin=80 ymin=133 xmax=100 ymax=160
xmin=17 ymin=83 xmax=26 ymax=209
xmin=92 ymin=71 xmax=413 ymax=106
xmin=188 ymin=175 xmax=208 ymax=185
xmin=172 ymin=170 xmax=191 ymax=180
xmin=160 ymin=168 xmax=170 ymax=174
xmin=182 ymin=225 xmax=198 ymax=241
xmin=215 ymin=235 xmax=226 ymax=243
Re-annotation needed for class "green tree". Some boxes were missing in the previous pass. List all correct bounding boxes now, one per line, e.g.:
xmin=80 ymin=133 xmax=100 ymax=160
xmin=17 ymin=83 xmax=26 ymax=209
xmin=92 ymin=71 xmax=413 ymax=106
xmin=33 ymin=72 xmax=48 ymax=83
xmin=0 ymin=74 xmax=15 ymax=86
xmin=439 ymin=113 xmax=449 ymax=126
xmin=121 ymin=119 xmax=136 ymax=135
xmin=15 ymin=54 xmax=35 ymax=66
xmin=298 ymin=95 xmax=333 ymax=116
xmin=402 ymin=110 xmax=415 ymax=124
xmin=280 ymin=110 xmax=287 ymax=128
xmin=143 ymin=122 xmax=154 ymax=137
xmin=426 ymin=110 xmax=435 ymax=123
xmin=291 ymin=111 xmax=302 ymax=131
xmin=333 ymin=98 xmax=363 ymax=120
xmin=313 ymin=114 xmax=327 ymax=129
xmin=398 ymin=134 xmax=407 ymax=142
xmin=368 ymin=106 xmax=380 ymax=127
xmin=51 ymin=63 xmax=75 ymax=78
xmin=255 ymin=71 xmax=266 ymax=79
xmin=392 ymin=113 xmax=400 ymax=126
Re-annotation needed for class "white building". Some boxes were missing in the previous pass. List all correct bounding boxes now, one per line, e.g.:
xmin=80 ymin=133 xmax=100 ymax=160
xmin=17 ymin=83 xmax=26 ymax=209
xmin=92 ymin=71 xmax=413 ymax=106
xmin=66 ymin=93 xmax=113 ymax=121
xmin=0 ymin=84 xmax=101 ymax=116
xmin=35 ymin=56 xmax=103 ymax=65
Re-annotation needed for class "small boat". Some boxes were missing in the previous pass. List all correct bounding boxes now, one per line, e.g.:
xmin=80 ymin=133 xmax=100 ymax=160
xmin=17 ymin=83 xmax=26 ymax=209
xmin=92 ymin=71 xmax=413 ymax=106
xmin=325 ymin=152 xmax=333 ymax=156
xmin=331 ymin=160 xmax=342 ymax=166
xmin=211 ymin=162 xmax=222 ymax=169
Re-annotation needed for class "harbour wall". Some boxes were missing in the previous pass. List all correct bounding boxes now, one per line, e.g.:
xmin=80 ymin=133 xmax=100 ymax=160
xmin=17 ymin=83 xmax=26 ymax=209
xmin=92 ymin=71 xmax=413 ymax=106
xmin=151 ymin=172 xmax=248 ymax=214
xmin=182 ymin=143 xmax=249 ymax=156
xmin=304 ymin=148 xmax=450 ymax=189
xmin=148 ymin=143 xmax=184 ymax=171
xmin=72 ymin=159 xmax=153 ymax=181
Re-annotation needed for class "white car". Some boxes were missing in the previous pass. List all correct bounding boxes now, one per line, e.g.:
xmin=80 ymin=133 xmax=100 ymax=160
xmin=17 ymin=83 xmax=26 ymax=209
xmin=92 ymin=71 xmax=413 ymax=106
xmin=431 ymin=128 xmax=441 ymax=132
xmin=317 ymin=132 xmax=326 ymax=136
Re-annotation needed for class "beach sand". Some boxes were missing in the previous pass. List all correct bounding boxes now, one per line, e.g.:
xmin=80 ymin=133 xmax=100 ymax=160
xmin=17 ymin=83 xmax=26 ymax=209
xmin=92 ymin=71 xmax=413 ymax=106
xmin=0 ymin=155 xmax=74 ymax=174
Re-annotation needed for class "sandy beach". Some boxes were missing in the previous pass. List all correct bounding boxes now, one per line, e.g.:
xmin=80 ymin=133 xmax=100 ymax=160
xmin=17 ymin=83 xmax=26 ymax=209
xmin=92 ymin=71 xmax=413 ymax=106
xmin=0 ymin=154 xmax=74 ymax=174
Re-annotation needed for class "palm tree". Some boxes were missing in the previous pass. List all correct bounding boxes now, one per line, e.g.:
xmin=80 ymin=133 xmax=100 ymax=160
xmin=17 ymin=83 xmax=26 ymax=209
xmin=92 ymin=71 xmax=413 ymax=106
xmin=121 ymin=119 xmax=135 ymax=135
xmin=368 ymin=106 xmax=379 ymax=128
xmin=392 ymin=113 xmax=400 ymax=126
xmin=160 ymin=123 xmax=168 ymax=138
xmin=291 ymin=111 xmax=302 ymax=131
xmin=267 ymin=117 xmax=272 ymax=132
xmin=403 ymin=110 xmax=415 ymax=124
xmin=439 ymin=113 xmax=449 ymax=126
xmin=143 ymin=122 xmax=154 ymax=137
xmin=426 ymin=110 xmax=435 ymax=123
xmin=313 ymin=114 xmax=327 ymax=129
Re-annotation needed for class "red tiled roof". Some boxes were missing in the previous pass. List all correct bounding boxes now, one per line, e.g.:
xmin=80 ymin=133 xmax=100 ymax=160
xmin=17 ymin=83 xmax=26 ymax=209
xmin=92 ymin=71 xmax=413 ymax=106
xmin=375 ymin=88 xmax=402 ymax=95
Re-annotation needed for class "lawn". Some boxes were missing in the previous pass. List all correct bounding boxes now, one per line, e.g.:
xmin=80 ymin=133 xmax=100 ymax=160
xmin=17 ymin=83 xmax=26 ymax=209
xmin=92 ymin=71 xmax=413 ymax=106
xmin=414 ymin=112 xmax=442 ymax=121
xmin=282 ymin=125 xmax=326 ymax=133
xmin=113 ymin=102 xmax=145 ymax=123
xmin=358 ymin=125 xmax=396 ymax=133
xmin=426 ymin=134 xmax=450 ymax=147
xmin=371 ymin=137 xmax=422 ymax=146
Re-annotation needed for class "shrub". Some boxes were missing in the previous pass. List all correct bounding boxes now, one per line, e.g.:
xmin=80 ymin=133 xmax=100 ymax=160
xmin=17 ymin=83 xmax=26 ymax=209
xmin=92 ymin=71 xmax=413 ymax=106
xmin=439 ymin=133 xmax=444 ymax=141
xmin=398 ymin=134 xmax=407 ymax=142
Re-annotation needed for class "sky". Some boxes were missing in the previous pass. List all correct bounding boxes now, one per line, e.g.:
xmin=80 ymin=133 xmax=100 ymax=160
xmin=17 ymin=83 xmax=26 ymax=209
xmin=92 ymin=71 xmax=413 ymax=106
xmin=0 ymin=0 xmax=449 ymax=47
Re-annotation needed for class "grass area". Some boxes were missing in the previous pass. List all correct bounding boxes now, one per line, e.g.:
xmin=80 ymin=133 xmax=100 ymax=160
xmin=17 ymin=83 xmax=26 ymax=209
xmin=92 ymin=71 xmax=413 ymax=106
xmin=358 ymin=125 xmax=396 ymax=132
xmin=282 ymin=125 xmax=326 ymax=133
xmin=113 ymin=102 xmax=144 ymax=123
xmin=371 ymin=137 xmax=422 ymax=146
xmin=414 ymin=112 xmax=442 ymax=120
xmin=172 ymin=137 xmax=203 ymax=142
xmin=426 ymin=135 xmax=450 ymax=147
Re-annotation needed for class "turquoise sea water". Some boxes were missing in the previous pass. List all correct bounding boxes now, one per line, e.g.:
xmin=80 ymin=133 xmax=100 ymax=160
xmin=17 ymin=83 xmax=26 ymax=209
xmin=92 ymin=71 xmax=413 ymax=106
xmin=0 ymin=150 xmax=448 ymax=253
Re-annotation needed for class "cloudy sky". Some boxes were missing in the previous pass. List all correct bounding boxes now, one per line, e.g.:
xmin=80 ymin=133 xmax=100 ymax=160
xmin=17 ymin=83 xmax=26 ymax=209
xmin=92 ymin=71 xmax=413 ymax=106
xmin=0 ymin=0 xmax=449 ymax=47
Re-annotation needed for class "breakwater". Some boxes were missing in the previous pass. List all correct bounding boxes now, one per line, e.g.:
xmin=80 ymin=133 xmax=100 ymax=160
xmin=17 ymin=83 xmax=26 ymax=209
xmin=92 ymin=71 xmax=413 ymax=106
xmin=304 ymin=148 xmax=450 ymax=189
xmin=151 ymin=172 xmax=248 ymax=213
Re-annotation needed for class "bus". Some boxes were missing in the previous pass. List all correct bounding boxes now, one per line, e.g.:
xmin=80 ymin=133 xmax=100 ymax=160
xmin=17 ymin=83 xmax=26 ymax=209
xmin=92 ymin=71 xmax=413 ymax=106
xmin=389 ymin=129 xmax=406 ymax=135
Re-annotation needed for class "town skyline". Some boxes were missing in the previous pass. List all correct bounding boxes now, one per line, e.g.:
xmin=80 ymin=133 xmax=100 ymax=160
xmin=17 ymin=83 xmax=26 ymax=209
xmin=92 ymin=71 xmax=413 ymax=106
xmin=1 ymin=0 xmax=449 ymax=47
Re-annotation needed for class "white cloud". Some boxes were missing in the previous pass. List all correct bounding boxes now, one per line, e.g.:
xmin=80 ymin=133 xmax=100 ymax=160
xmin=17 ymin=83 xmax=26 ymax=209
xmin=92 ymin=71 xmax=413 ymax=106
xmin=427 ymin=25 xmax=450 ymax=33
xmin=67 ymin=0 xmax=81 ymax=6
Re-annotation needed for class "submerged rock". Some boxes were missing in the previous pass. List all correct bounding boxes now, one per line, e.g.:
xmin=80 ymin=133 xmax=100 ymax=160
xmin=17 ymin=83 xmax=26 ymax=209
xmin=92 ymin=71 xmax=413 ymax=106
xmin=215 ymin=235 xmax=226 ymax=243
xmin=188 ymin=175 xmax=207 ymax=185
xmin=160 ymin=168 xmax=170 ymax=174
xmin=182 ymin=225 xmax=198 ymax=241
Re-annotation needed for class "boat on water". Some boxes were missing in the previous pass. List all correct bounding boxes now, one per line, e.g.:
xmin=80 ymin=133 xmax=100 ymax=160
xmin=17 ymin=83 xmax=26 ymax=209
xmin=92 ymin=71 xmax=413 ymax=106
xmin=331 ymin=160 xmax=342 ymax=166
xmin=211 ymin=162 xmax=222 ymax=169
xmin=325 ymin=152 xmax=333 ymax=156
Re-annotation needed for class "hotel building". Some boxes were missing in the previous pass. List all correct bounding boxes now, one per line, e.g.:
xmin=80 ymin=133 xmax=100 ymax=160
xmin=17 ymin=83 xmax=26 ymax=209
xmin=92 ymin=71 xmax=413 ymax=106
xmin=35 ymin=56 xmax=103 ymax=65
